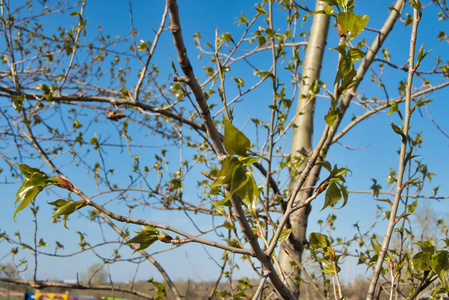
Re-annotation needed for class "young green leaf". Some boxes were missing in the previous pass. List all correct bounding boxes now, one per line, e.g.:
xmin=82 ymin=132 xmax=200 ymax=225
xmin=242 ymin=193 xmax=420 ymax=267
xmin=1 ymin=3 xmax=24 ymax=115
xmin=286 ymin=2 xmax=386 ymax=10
xmin=324 ymin=108 xmax=339 ymax=128
xmin=212 ymin=156 xmax=240 ymax=186
xmin=230 ymin=165 xmax=249 ymax=197
xmin=14 ymin=165 xmax=55 ymax=220
xmin=309 ymin=232 xmax=330 ymax=250
xmin=321 ymin=182 xmax=342 ymax=210
xmin=239 ymin=155 xmax=263 ymax=167
xmin=18 ymin=164 xmax=43 ymax=179
xmin=279 ymin=228 xmax=295 ymax=242
xmin=126 ymin=226 xmax=163 ymax=253
xmin=347 ymin=47 xmax=366 ymax=62
xmin=223 ymin=119 xmax=251 ymax=156
xmin=390 ymin=122 xmax=406 ymax=140
xmin=336 ymin=12 xmax=369 ymax=42
xmin=316 ymin=161 xmax=332 ymax=172
xmin=52 ymin=200 xmax=86 ymax=229
xmin=433 ymin=251 xmax=449 ymax=280
xmin=236 ymin=172 xmax=259 ymax=217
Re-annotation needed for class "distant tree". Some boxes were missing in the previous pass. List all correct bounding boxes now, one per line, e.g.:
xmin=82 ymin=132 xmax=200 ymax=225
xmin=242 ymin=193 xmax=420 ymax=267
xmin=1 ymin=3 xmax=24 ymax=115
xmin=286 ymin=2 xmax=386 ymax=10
xmin=81 ymin=264 xmax=108 ymax=286
xmin=0 ymin=263 xmax=20 ymax=279
xmin=1 ymin=0 xmax=449 ymax=299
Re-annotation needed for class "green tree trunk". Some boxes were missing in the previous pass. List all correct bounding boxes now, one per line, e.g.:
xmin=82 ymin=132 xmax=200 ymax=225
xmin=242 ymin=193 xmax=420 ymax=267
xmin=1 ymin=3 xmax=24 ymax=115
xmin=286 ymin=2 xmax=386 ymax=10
xmin=279 ymin=0 xmax=330 ymax=296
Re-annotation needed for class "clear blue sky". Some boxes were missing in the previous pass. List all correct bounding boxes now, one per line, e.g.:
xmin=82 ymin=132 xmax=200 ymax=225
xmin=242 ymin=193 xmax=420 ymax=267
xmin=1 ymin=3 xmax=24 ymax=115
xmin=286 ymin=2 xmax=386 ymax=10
xmin=1 ymin=0 xmax=449 ymax=284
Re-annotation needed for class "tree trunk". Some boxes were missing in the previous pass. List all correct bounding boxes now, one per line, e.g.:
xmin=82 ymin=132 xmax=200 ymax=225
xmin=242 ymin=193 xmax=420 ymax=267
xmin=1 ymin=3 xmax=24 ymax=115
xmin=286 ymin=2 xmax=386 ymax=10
xmin=279 ymin=1 xmax=330 ymax=296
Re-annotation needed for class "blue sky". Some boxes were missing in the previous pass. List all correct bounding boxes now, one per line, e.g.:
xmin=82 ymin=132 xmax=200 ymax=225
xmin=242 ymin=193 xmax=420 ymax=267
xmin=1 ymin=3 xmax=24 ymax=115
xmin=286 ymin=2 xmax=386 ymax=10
xmin=1 ymin=0 xmax=449 ymax=285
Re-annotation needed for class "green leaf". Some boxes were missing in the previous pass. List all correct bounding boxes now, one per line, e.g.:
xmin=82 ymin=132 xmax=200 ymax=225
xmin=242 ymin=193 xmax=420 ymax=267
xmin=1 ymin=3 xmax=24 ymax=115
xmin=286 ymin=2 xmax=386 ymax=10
xmin=18 ymin=164 xmax=43 ymax=179
xmin=322 ymin=182 xmax=341 ymax=210
xmin=279 ymin=228 xmax=295 ymax=242
xmin=239 ymin=156 xmax=263 ymax=167
xmin=232 ymin=77 xmax=245 ymax=87
xmin=316 ymin=161 xmax=332 ymax=172
xmin=14 ymin=165 xmax=55 ymax=221
xmin=126 ymin=226 xmax=163 ymax=253
xmin=53 ymin=202 xmax=78 ymax=218
xmin=324 ymin=108 xmax=338 ymax=127
xmin=371 ymin=235 xmax=381 ymax=254
xmin=347 ymin=48 xmax=366 ymax=62
xmin=48 ymin=199 xmax=69 ymax=207
xmin=320 ymin=0 xmax=339 ymax=7
xmin=309 ymin=79 xmax=320 ymax=95
xmin=223 ymin=119 xmax=251 ymax=156
xmin=237 ymin=172 xmax=259 ymax=217
xmin=230 ymin=165 xmax=249 ymax=197
xmin=148 ymin=277 xmax=166 ymax=300
xmin=302 ymin=5 xmax=336 ymax=26
xmin=415 ymin=240 xmax=436 ymax=253
xmin=323 ymin=5 xmax=335 ymax=15
xmin=390 ymin=122 xmax=405 ymax=140
xmin=433 ymin=251 xmax=449 ymax=280
xmin=417 ymin=43 xmax=431 ymax=63
xmin=337 ymin=0 xmax=355 ymax=11
xmin=213 ymin=156 xmax=240 ymax=186
xmin=331 ymin=44 xmax=348 ymax=57
xmin=221 ymin=32 xmax=233 ymax=43
xmin=336 ymin=12 xmax=369 ymax=42
xmin=52 ymin=201 xmax=85 ymax=229
xmin=38 ymin=238 xmax=48 ymax=247
xmin=338 ymin=182 xmax=349 ymax=208
xmin=137 ymin=39 xmax=148 ymax=51
xmin=411 ymin=97 xmax=433 ymax=113
xmin=309 ymin=232 xmax=330 ymax=250
xmin=387 ymin=100 xmax=398 ymax=116
xmin=411 ymin=251 xmax=432 ymax=271
xmin=14 ymin=184 xmax=43 ymax=220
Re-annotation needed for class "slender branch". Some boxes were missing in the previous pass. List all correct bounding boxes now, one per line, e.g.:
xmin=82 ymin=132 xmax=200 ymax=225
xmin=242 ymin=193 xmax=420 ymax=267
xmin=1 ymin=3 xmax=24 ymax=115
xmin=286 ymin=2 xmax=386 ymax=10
xmin=98 ymin=211 xmax=183 ymax=300
xmin=267 ymin=124 xmax=330 ymax=257
xmin=81 ymin=196 xmax=253 ymax=255
xmin=58 ymin=0 xmax=86 ymax=93
xmin=366 ymin=5 xmax=419 ymax=300
xmin=332 ymin=82 xmax=449 ymax=144
xmin=0 ymin=86 xmax=206 ymax=132
xmin=133 ymin=4 xmax=168 ymax=102
xmin=166 ymin=0 xmax=226 ymax=162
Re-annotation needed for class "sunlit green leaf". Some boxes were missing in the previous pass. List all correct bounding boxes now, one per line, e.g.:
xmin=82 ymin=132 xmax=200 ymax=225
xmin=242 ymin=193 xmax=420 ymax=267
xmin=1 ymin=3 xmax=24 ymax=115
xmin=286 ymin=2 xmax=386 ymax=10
xmin=126 ymin=226 xmax=163 ymax=253
xmin=433 ymin=251 xmax=449 ymax=280
xmin=347 ymin=48 xmax=365 ymax=62
xmin=212 ymin=156 xmax=240 ymax=186
xmin=17 ymin=164 xmax=43 ymax=179
xmin=230 ymin=165 xmax=249 ymax=197
xmin=38 ymin=238 xmax=48 ymax=247
xmin=390 ymin=122 xmax=405 ymax=140
xmin=309 ymin=232 xmax=330 ymax=250
xmin=411 ymin=251 xmax=432 ymax=271
xmin=279 ymin=228 xmax=295 ymax=242
xmin=316 ymin=161 xmax=332 ymax=172
xmin=223 ymin=119 xmax=251 ymax=156
xmin=321 ymin=182 xmax=341 ymax=210
xmin=237 ymin=172 xmax=258 ymax=217
xmin=387 ymin=100 xmax=398 ymax=116
xmin=324 ymin=108 xmax=338 ymax=127
xmin=52 ymin=201 xmax=85 ymax=229
xmin=239 ymin=156 xmax=263 ymax=167
xmin=336 ymin=12 xmax=369 ymax=42
xmin=14 ymin=165 xmax=56 ymax=221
